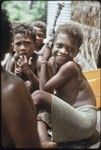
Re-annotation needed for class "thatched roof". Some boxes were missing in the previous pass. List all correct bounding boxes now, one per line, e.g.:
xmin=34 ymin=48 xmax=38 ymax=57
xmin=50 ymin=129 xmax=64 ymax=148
xmin=71 ymin=1 xmax=100 ymax=71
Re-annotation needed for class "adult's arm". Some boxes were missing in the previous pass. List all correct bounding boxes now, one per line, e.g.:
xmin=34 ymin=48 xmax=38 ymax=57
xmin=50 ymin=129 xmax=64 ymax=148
xmin=2 ymin=77 xmax=40 ymax=148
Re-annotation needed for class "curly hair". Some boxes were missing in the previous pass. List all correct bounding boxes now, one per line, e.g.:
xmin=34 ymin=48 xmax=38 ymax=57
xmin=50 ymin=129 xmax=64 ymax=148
xmin=54 ymin=23 xmax=83 ymax=48
xmin=1 ymin=9 xmax=13 ymax=60
xmin=14 ymin=23 xmax=36 ymax=42
xmin=30 ymin=20 xmax=46 ymax=36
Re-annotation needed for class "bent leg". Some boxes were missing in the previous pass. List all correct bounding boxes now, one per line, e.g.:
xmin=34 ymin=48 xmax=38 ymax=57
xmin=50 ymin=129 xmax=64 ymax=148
xmin=31 ymin=90 xmax=57 ymax=148
xmin=31 ymin=90 xmax=52 ymax=113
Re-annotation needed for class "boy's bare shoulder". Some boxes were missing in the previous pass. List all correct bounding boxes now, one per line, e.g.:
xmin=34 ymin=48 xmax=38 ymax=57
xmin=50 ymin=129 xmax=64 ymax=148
xmin=60 ymin=61 xmax=79 ymax=73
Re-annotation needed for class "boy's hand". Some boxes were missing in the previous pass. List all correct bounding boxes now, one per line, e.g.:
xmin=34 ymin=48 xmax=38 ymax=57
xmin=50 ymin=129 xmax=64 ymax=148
xmin=17 ymin=55 xmax=32 ymax=75
xmin=14 ymin=65 xmax=22 ymax=77
xmin=13 ymin=53 xmax=22 ymax=76
xmin=13 ymin=53 xmax=19 ymax=61
xmin=42 ymin=45 xmax=52 ymax=61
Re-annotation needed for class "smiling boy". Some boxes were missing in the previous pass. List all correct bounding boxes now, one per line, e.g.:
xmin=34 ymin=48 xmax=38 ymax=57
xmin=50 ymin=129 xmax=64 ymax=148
xmin=31 ymin=23 xmax=97 ymax=147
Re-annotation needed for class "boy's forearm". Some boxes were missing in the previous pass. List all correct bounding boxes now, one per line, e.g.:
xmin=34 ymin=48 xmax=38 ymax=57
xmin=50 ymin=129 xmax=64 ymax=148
xmin=25 ymin=69 xmax=39 ymax=89
xmin=6 ymin=58 xmax=15 ymax=73
xmin=40 ymin=45 xmax=52 ymax=90
xmin=40 ymin=61 xmax=48 ymax=90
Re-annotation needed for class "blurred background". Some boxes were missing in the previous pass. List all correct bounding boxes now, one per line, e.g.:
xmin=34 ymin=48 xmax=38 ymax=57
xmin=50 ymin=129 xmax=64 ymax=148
xmin=1 ymin=0 xmax=101 ymax=71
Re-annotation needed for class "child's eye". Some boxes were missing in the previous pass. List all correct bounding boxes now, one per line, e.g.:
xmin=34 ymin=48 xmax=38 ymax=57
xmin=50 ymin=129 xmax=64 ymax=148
xmin=24 ymin=41 xmax=30 ymax=45
xmin=37 ymin=33 xmax=44 ymax=38
xmin=16 ymin=42 xmax=21 ymax=46
xmin=56 ymin=44 xmax=63 ymax=48
xmin=68 ymin=47 xmax=73 ymax=52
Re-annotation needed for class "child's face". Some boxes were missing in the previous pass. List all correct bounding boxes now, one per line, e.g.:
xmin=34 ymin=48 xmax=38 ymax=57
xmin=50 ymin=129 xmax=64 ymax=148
xmin=52 ymin=33 xmax=78 ymax=65
xmin=13 ymin=33 xmax=36 ymax=59
xmin=34 ymin=27 xmax=45 ymax=46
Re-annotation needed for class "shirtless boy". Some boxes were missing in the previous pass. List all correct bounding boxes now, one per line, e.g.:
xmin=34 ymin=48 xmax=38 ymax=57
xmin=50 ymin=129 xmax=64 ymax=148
xmin=31 ymin=23 xmax=97 ymax=147
xmin=6 ymin=23 xmax=39 ymax=93
xmin=1 ymin=9 xmax=40 ymax=148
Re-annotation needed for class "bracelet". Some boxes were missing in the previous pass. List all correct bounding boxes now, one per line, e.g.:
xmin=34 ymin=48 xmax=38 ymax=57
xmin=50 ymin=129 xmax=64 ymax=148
xmin=41 ymin=60 xmax=47 ymax=64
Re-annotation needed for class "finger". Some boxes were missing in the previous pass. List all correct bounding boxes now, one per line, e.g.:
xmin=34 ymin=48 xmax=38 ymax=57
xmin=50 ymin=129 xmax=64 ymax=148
xmin=29 ymin=57 xmax=33 ymax=65
xmin=20 ymin=54 xmax=24 ymax=61
xmin=23 ymin=55 xmax=28 ymax=63
xmin=18 ymin=67 xmax=22 ymax=72
xmin=17 ymin=58 xmax=22 ymax=64
xmin=14 ymin=53 xmax=19 ymax=61
xmin=23 ymin=54 xmax=27 ymax=60
xmin=15 ymin=68 xmax=22 ymax=75
xmin=15 ymin=68 xmax=22 ymax=72
xmin=17 ymin=60 xmax=22 ymax=67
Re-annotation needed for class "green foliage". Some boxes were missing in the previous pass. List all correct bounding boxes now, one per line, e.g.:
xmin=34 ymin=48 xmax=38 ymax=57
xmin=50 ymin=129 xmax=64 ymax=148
xmin=2 ymin=1 xmax=47 ymax=23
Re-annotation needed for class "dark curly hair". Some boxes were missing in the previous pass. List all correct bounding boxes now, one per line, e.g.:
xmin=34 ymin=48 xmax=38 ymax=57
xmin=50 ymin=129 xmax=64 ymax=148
xmin=30 ymin=20 xmax=46 ymax=36
xmin=14 ymin=23 xmax=36 ymax=42
xmin=54 ymin=23 xmax=83 ymax=48
xmin=1 ymin=9 xmax=13 ymax=60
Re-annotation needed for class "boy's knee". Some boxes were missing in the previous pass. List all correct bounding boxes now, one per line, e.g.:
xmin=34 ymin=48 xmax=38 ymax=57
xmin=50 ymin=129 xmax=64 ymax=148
xmin=31 ymin=90 xmax=46 ymax=108
xmin=32 ymin=90 xmax=45 ymax=99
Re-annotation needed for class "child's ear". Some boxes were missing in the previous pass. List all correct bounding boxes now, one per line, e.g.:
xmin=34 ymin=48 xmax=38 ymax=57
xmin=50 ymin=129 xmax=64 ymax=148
xmin=11 ymin=43 xmax=15 ymax=52
xmin=8 ymin=43 xmax=13 ymax=52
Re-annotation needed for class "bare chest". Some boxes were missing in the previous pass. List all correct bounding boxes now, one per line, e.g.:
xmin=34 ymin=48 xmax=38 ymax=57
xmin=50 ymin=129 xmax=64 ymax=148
xmin=56 ymin=78 xmax=80 ymax=105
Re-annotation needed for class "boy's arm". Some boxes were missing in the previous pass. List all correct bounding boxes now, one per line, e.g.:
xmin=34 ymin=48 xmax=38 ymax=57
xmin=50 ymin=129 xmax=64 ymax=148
xmin=2 ymin=78 xmax=40 ymax=148
xmin=6 ymin=53 xmax=22 ymax=77
xmin=24 ymin=70 xmax=39 ymax=91
xmin=40 ymin=45 xmax=53 ymax=91
xmin=41 ymin=61 xmax=78 ymax=92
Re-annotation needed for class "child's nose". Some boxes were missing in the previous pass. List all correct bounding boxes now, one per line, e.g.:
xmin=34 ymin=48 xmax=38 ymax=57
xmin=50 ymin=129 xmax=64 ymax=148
xmin=20 ymin=44 xmax=26 ymax=50
xmin=60 ymin=48 xmax=68 ymax=54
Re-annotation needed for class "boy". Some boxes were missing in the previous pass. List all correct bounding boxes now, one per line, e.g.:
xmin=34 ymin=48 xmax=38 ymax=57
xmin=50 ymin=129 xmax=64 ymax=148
xmin=1 ymin=9 xmax=40 ymax=148
xmin=29 ymin=20 xmax=46 ymax=54
xmin=31 ymin=23 xmax=97 ymax=147
xmin=6 ymin=23 xmax=39 ymax=93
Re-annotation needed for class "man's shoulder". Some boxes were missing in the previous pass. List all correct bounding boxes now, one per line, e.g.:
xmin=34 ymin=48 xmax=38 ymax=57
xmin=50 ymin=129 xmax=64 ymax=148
xmin=2 ymin=71 xmax=26 ymax=101
xmin=6 ymin=71 xmax=24 ymax=87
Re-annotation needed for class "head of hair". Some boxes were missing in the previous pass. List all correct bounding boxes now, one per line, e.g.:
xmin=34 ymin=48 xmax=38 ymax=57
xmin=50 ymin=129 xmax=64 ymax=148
xmin=14 ymin=23 xmax=36 ymax=42
xmin=1 ymin=9 xmax=13 ymax=60
xmin=30 ymin=20 xmax=46 ymax=36
xmin=54 ymin=23 xmax=83 ymax=48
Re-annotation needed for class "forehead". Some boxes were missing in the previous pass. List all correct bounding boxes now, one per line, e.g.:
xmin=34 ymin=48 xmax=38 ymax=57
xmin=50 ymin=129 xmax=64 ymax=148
xmin=55 ymin=33 xmax=77 ymax=46
xmin=33 ymin=27 xmax=43 ymax=33
xmin=14 ymin=33 xmax=33 ymax=41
